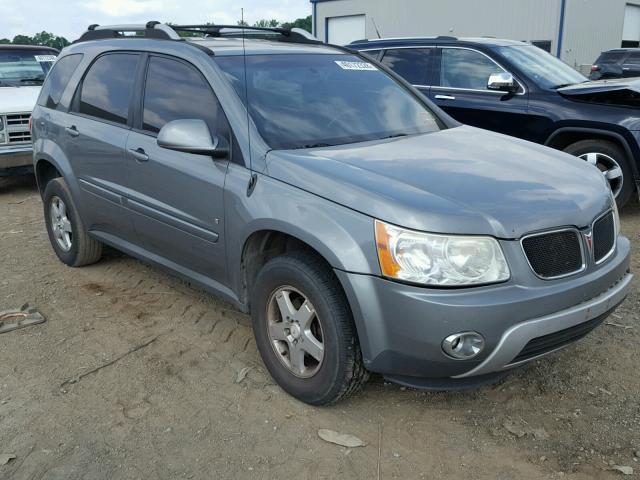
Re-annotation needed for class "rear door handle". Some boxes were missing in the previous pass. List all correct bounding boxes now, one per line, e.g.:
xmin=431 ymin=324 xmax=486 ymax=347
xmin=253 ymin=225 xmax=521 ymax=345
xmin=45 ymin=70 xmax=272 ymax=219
xmin=129 ymin=148 xmax=149 ymax=162
xmin=65 ymin=126 xmax=79 ymax=137
xmin=434 ymin=94 xmax=456 ymax=101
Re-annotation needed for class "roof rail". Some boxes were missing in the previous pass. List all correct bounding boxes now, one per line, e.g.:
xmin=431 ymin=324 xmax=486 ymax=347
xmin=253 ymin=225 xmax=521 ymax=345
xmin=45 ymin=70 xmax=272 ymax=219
xmin=75 ymin=21 xmax=181 ymax=43
xmin=435 ymin=35 xmax=458 ymax=41
xmin=171 ymin=24 xmax=320 ymax=43
xmin=74 ymin=22 xmax=320 ymax=45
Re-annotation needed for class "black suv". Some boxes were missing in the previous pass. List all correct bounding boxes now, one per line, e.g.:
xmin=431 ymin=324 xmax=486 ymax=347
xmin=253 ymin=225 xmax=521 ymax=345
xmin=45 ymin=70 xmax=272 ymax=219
xmin=350 ymin=37 xmax=640 ymax=207
xmin=591 ymin=49 xmax=640 ymax=80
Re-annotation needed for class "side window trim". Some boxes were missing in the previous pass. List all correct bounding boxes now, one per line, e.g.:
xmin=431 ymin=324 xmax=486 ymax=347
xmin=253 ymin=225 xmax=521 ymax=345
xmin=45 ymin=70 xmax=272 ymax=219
xmin=378 ymin=46 xmax=436 ymax=87
xmin=434 ymin=46 xmax=527 ymax=95
xmin=70 ymin=51 xmax=141 ymax=129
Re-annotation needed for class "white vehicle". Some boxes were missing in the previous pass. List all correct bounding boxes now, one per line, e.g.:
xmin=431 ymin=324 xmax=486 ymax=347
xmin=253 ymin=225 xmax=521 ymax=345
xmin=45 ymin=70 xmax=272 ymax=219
xmin=0 ymin=45 xmax=57 ymax=176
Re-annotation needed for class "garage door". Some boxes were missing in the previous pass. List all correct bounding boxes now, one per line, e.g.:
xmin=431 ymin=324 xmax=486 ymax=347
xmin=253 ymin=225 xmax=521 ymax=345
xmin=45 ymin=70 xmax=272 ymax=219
xmin=327 ymin=15 xmax=365 ymax=45
xmin=623 ymin=4 xmax=640 ymax=44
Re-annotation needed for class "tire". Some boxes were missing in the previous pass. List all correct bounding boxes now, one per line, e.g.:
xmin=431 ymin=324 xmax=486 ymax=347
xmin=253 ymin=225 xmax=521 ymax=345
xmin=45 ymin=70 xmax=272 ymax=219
xmin=43 ymin=177 xmax=103 ymax=267
xmin=563 ymin=139 xmax=634 ymax=208
xmin=250 ymin=251 xmax=369 ymax=405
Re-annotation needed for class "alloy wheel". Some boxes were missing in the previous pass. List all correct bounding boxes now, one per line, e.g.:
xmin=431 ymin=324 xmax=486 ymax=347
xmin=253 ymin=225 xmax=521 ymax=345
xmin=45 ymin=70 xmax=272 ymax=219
xmin=266 ymin=286 xmax=325 ymax=378
xmin=579 ymin=152 xmax=624 ymax=198
xmin=49 ymin=196 xmax=73 ymax=252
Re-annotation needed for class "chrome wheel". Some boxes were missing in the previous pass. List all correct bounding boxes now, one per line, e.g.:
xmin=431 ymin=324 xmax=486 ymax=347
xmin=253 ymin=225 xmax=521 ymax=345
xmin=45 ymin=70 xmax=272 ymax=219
xmin=49 ymin=196 xmax=72 ymax=252
xmin=579 ymin=152 xmax=624 ymax=198
xmin=266 ymin=286 xmax=324 ymax=378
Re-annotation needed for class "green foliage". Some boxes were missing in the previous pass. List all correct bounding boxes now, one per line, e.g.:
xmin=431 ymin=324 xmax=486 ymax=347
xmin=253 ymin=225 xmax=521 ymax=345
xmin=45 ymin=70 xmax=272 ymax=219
xmin=253 ymin=19 xmax=280 ymax=28
xmin=6 ymin=31 xmax=70 ymax=49
xmin=280 ymin=16 xmax=312 ymax=32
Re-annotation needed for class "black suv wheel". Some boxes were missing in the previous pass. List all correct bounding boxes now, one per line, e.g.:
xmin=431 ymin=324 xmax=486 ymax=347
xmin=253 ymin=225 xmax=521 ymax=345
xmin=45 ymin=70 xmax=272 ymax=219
xmin=564 ymin=140 xmax=633 ymax=207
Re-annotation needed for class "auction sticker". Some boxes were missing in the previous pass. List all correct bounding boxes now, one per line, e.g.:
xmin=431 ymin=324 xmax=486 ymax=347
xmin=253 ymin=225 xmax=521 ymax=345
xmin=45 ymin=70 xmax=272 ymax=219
xmin=34 ymin=55 xmax=57 ymax=62
xmin=335 ymin=60 xmax=377 ymax=71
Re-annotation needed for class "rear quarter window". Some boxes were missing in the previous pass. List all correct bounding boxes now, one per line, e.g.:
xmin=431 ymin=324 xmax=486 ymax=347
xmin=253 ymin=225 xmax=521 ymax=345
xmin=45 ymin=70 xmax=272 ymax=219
xmin=37 ymin=54 xmax=83 ymax=109
xmin=597 ymin=51 xmax=626 ymax=65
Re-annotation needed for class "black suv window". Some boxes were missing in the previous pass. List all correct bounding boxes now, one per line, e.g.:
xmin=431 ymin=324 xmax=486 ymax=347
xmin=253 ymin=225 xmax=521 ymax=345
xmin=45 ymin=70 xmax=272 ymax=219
xmin=597 ymin=51 xmax=626 ymax=65
xmin=440 ymin=48 xmax=504 ymax=90
xmin=381 ymin=48 xmax=433 ymax=85
xmin=78 ymin=53 xmax=139 ymax=125
xmin=38 ymin=54 xmax=82 ymax=109
xmin=142 ymin=56 xmax=226 ymax=136
xmin=624 ymin=52 xmax=640 ymax=67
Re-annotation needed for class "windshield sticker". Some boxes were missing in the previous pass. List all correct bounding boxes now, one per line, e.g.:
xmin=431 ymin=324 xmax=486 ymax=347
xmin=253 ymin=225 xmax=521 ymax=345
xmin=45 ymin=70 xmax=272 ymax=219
xmin=335 ymin=60 xmax=377 ymax=71
xmin=34 ymin=55 xmax=57 ymax=63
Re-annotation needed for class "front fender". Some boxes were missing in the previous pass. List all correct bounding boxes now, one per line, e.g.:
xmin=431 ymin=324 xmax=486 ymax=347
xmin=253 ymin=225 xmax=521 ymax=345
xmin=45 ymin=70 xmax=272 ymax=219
xmin=224 ymin=164 xmax=380 ymax=300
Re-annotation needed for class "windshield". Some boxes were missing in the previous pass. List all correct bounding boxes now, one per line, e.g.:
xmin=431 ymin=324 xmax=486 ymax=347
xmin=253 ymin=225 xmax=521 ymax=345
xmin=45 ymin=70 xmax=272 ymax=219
xmin=496 ymin=45 xmax=586 ymax=89
xmin=0 ymin=49 xmax=57 ymax=86
xmin=214 ymin=54 xmax=441 ymax=150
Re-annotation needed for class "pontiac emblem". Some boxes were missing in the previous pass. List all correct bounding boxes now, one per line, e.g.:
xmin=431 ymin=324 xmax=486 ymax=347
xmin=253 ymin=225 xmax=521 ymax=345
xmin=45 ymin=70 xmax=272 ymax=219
xmin=584 ymin=231 xmax=594 ymax=253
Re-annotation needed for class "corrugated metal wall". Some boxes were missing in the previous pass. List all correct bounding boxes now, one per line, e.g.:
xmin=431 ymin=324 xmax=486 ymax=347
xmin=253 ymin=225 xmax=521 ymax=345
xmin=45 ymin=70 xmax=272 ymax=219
xmin=315 ymin=0 xmax=640 ymax=67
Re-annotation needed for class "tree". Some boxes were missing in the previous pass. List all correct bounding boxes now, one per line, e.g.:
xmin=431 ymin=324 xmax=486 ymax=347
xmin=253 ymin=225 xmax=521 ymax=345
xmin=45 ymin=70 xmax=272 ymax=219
xmin=253 ymin=19 xmax=280 ymax=28
xmin=281 ymin=16 xmax=312 ymax=33
xmin=9 ymin=32 xmax=70 ymax=49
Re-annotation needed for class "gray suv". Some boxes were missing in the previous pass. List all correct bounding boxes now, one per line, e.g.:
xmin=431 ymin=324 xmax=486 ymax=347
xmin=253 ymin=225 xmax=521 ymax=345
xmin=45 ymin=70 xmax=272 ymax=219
xmin=32 ymin=23 xmax=632 ymax=405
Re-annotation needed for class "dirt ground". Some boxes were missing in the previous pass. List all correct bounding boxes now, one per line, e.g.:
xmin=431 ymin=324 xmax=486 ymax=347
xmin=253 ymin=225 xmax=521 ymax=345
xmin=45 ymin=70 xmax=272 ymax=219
xmin=0 ymin=174 xmax=638 ymax=480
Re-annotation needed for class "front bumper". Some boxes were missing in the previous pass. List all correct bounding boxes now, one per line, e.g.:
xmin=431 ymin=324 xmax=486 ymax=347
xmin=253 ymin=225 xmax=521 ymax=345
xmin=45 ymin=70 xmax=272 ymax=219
xmin=0 ymin=145 xmax=33 ymax=172
xmin=336 ymin=235 xmax=632 ymax=384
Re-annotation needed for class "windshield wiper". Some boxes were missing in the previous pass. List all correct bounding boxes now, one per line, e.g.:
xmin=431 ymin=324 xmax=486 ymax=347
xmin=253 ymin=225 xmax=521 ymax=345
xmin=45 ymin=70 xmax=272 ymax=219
xmin=294 ymin=142 xmax=335 ymax=149
xmin=382 ymin=133 xmax=409 ymax=139
xmin=553 ymin=80 xmax=589 ymax=89
xmin=20 ymin=76 xmax=45 ymax=84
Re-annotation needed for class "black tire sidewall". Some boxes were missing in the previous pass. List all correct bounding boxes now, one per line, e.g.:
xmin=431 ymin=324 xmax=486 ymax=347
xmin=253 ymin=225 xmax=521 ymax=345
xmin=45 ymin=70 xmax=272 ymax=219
xmin=564 ymin=140 xmax=634 ymax=207
xmin=251 ymin=257 xmax=350 ymax=405
xmin=43 ymin=179 xmax=81 ymax=266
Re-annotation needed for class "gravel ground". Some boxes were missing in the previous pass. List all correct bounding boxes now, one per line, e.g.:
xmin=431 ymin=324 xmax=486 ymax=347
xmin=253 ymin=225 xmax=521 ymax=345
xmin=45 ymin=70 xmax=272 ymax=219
xmin=1 ymin=174 xmax=638 ymax=480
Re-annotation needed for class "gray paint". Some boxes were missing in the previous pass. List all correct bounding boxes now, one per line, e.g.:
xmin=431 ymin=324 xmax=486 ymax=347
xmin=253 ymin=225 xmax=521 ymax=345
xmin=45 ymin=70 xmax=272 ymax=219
xmin=32 ymin=35 xmax=632 ymax=383
xmin=314 ymin=0 xmax=640 ymax=68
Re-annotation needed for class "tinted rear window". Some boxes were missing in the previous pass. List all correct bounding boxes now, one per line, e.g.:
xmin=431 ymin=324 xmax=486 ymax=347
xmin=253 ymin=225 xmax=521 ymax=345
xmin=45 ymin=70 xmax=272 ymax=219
xmin=37 ymin=54 xmax=83 ymax=109
xmin=597 ymin=51 xmax=626 ymax=65
xmin=78 ymin=53 xmax=139 ymax=125
xmin=381 ymin=48 xmax=433 ymax=85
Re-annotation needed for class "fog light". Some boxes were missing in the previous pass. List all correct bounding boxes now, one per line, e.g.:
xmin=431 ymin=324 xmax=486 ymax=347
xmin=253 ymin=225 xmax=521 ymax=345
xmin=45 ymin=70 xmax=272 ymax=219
xmin=442 ymin=332 xmax=485 ymax=360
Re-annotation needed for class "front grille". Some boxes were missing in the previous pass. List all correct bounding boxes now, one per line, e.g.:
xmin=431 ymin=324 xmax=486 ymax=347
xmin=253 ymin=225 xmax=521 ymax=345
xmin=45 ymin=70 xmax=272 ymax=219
xmin=522 ymin=230 xmax=584 ymax=279
xmin=8 ymin=131 xmax=31 ymax=143
xmin=511 ymin=309 xmax=612 ymax=364
xmin=6 ymin=113 xmax=30 ymax=126
xmin=593 ymin=212 xmax=615 ymax=263
xmin=4 ymin=113 xmax=31 ymax=144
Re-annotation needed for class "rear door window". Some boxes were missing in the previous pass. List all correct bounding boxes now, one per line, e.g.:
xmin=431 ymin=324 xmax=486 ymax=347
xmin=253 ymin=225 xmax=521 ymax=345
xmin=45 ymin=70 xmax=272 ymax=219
xmin=624 ymin=52 xmax=640 ymax=67
xmin=141 ymin=55 xmax=227 ymax=137
xmin=440 ymin=48 xmax=505 ymax=90
xmin=380 ymin=48 xmax=433 ymax=85
xmin=38 ymin=54 xmax=82 ymax=109
xmin=77 ymin=53 xmax=139 ymax=125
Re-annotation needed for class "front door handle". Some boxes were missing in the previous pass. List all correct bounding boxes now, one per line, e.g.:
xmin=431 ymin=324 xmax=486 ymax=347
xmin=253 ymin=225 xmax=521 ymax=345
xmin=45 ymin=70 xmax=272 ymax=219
xmin=65 ymin=126 xmax=80 ymax=137
xmin=434 ymin=94 xmax=456 ymax=101
xmin=129 ymin=148 xmax=149 ymax=162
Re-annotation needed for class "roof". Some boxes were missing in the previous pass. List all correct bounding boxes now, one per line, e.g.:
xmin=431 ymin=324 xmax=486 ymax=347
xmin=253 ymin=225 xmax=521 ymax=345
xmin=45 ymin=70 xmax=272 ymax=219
xmin=187 ymin=37 xmax=345 ymax=56
xmin=0 ymin=44 xmax=59 ymax=52
xmin=349 ymin=37 xmax=529 ymax=49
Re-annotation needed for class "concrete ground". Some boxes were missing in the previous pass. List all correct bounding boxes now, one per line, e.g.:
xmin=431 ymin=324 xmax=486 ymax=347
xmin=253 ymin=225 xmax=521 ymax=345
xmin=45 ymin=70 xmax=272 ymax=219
xmin=1 ymin=174 xmax=638 ymax=480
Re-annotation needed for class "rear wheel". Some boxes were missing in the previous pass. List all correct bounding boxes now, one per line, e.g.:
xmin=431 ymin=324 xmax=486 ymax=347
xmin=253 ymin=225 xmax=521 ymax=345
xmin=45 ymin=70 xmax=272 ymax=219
xmin=250 ymin=251 xmax=368 ymax=405
xmin=43 ymin=178 xmax=103 ymax=267
xmin=563 ymin=139 xmax=633 ymax=207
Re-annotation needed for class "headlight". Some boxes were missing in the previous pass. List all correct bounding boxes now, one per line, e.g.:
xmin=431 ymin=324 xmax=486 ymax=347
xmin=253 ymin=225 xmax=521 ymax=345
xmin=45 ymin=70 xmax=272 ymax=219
xmin=611 ymin=192 xmax=620 ymax=237
xmin=0 ymin=116 xmax=5 ymax=144
xmin=0 ymin=116 xmax=4 ymax=132
xmin=375 ymin=220 xmax=510 ymax=286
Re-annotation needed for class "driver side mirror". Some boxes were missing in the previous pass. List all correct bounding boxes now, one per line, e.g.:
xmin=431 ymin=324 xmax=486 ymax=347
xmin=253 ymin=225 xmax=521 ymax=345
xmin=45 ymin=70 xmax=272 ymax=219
xmin=487 ymin=72 xmax=519 ymax=93
xmin=157 ymin=119 xmax=229 ymax=159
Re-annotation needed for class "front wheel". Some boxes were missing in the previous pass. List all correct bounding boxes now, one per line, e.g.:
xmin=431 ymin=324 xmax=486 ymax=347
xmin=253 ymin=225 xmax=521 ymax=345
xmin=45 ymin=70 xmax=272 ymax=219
xmin=563 ymin=139 xmax=634 ymax=207
xmin=250 ymin=251 xmax=368 ymax=405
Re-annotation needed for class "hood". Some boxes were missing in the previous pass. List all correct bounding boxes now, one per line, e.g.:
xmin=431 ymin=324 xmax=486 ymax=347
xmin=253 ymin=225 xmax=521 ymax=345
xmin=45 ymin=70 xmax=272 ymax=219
xmin=0 ymin=85 xmax=41 ymax=114
xmin=558 ymin=78 xmax=640 ymax=107
xmin=265 ymin=126 xmax=610 ymax=239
